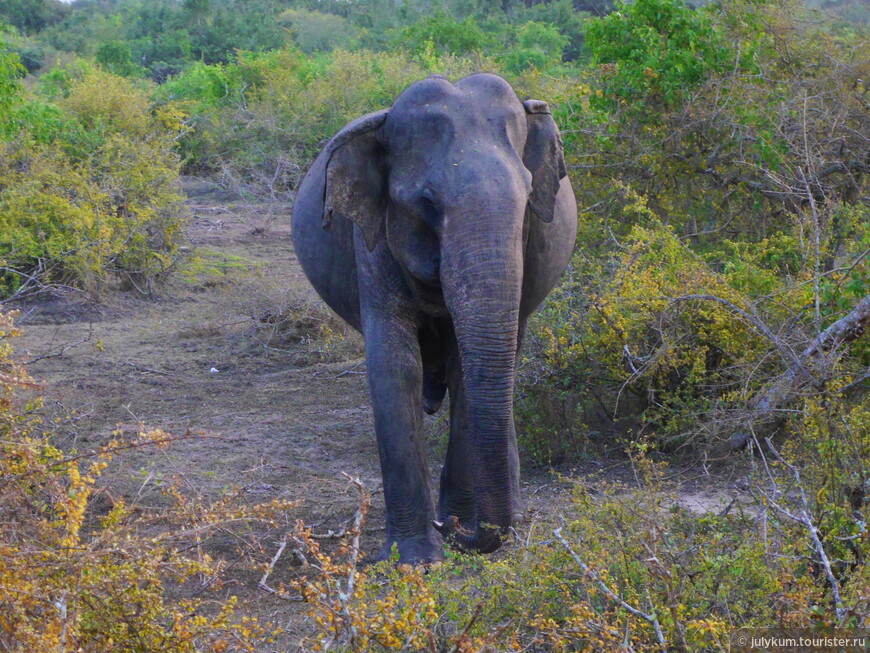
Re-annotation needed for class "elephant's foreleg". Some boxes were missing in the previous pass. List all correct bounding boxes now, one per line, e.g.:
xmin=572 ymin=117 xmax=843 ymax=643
xmin=438 ymin=347 xmax=475 ymax=526
xmin=363 ymin=314 xmax=442 ymax=564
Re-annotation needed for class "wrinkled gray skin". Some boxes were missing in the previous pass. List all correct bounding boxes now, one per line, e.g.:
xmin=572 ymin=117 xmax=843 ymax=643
xmin=292 ymin=73 xmax=577 ymax=564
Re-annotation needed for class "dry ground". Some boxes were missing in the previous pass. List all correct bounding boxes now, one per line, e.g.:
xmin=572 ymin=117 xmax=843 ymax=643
xmin=8 ymin=181 xmax=745 ymax=648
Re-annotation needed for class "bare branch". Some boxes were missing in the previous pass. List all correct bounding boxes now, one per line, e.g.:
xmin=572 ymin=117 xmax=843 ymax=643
xmin=258 ymin=538 xmax=304 ymax=602
xmin=761 ymin=438 xmax=846 ymax=623
xmin=554 ymin=527 xmax=667 ymax=652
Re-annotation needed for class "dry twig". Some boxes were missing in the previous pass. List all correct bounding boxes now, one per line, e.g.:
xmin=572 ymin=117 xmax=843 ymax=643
xmin=554 ymin=527 xmax=668 ymax=652
xmin=752 ymin=436 xmax=846 ymax=623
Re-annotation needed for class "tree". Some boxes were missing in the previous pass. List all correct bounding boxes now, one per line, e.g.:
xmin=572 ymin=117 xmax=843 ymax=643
xmin=502 ymin=20 xmax=568 ymax=72
xmin=95 ymin=39 xmax=141 ymax=77
xmin=392 ymin=11 xmax=491 ymax=56
xmin=586 ymin=0 xmax=728 ymax=116
xmin=0 ymin=33 xmax=25 ymax=138
xmin=0 ymin=0 xmax=67 ymax=35
xmin=278 ymin=9 xmax=362 ymax=53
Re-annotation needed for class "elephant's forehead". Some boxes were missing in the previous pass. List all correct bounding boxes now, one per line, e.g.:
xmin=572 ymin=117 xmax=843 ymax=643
xmin=387 ymin=75 xmax=524 ymax=141
xmin=393 ymin=75 xmax=460 ymax=108
xmin=393 ymin=72 xmax=519 ymax=105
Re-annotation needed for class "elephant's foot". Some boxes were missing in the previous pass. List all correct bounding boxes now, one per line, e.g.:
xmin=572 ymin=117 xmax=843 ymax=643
xmin=375 ymin=534 xmax=444 ymax=565
xmin=432 ymin=515 xmax=470 ymax=541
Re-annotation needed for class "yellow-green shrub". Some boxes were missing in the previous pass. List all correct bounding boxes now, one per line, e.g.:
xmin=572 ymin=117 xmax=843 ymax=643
xmin=291 ymin=450 xmax=856 ymax=651
xmin=60 ymin=68 xmax=154 ymax=137
xmin=0 ymin=68 xmax=188 ymax=297
xmin=0 ymin=310 xmax=290 ymax=651
xmin=782 ymin=388 xmax=870 ymax=598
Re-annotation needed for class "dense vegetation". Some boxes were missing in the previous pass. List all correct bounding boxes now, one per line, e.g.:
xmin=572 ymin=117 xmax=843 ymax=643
xmin=2 ymin=0 xmax=869 ymax=649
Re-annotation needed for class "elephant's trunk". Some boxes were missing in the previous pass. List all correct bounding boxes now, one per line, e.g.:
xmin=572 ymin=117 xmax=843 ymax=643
xmin=438 ymin=197 xmax=525 ymax=553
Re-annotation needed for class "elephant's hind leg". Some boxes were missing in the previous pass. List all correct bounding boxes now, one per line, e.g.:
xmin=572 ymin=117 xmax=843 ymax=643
xmin=420 ymin=322 xmax=448 ymax=415
xmin=423 ymin=366 xmax=447 ymax=415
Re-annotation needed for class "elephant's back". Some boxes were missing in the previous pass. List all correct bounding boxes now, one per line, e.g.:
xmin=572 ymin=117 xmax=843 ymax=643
xmin=292 ymin=151 xmax=362 ymax=331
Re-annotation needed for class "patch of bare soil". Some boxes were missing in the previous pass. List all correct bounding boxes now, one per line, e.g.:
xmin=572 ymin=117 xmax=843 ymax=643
xmin=9 ymin=183 xmax=746 ymax=648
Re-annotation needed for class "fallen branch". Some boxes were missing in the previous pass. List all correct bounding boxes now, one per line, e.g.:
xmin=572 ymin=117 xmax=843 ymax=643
xmin=730 ymin=293 xmax=870 ymax=449
xmin=336 ymin=474 xmax=368 ymax=651
xmin=258 ymin=538 xmax=304 ymax=602
xmin=309 ymin=524 xmax=385 ymax=540
xmin=447 ymin=602 xmax=483 ymax=653
xmin=120 ymin=361 xmax=178 ymax=377
xmin=24 ymin=327 xmax=92 ymax=365
xmin=671 ymin=294 xmax=807 ymax=374
xmin=0 ymin=373 xmax=44 ymax=391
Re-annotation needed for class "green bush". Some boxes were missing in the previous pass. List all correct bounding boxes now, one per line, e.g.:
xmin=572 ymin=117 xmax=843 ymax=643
xmin=586 ymin=0 xmax=729 ymax=117
xmin=0 ymin=66 xmax=189 ymax=298
xmin=390 ymin=11 xmax=491 ymax=57
xmin=518 ymin=0 xmax=870 ymax=459
xmin=0 ymin=34 xmax=26 ymax=138
xmin=501 ymin=21 xmax=569 ymax=74
xmin=278 ymin=8 xmax=363 ymax=53
xmin=95 ymin=40 xmax=143 ymax=77
xmin=0 ymin=0 xmax=67 ymax=36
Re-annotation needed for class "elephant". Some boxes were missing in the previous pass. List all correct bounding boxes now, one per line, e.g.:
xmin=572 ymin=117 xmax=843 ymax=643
xmin=291 ymin=73 xmax=577 ymax=564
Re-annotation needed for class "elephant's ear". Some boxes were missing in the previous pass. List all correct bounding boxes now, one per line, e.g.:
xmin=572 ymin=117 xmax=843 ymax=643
xmin=522 ymin=100 xmax=568 ymax=223
xmin=323 ymin=109 xmax=389 ymax=251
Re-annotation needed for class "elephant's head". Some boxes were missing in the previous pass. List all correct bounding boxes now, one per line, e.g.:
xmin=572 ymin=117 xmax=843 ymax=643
xmin=321 ymin=73 xmax=567 ymax=553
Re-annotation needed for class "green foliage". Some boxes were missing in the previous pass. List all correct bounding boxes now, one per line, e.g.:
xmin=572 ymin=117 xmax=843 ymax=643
xmin=516 ymin=0 xmax=591 ymax=61
xmin=0 ymin=34 xmax=26 ymax=138
xmin=786 ymin=391 xmax=870 ymax=569
xmin=390 ymin=11 xmax=491 ymax=57
xmin=515 ymin=0 xmax=870 ymax=459
xmin=1 ymin=28 xmax=54 ymax=74
xmin=502 ymin=21 xmax=569 ymax=73
xmin=0 ymin=0 xmax=67 ymax=36
xmin=0 ymin=68 xmax=189 ymax=298
xmin=586 ymin=0 xmax=729 ymax=116
xmin=95 ymin=40 xmax=143 ymax=77
xmin=278 ymin=9 xmax=363 ymax=53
